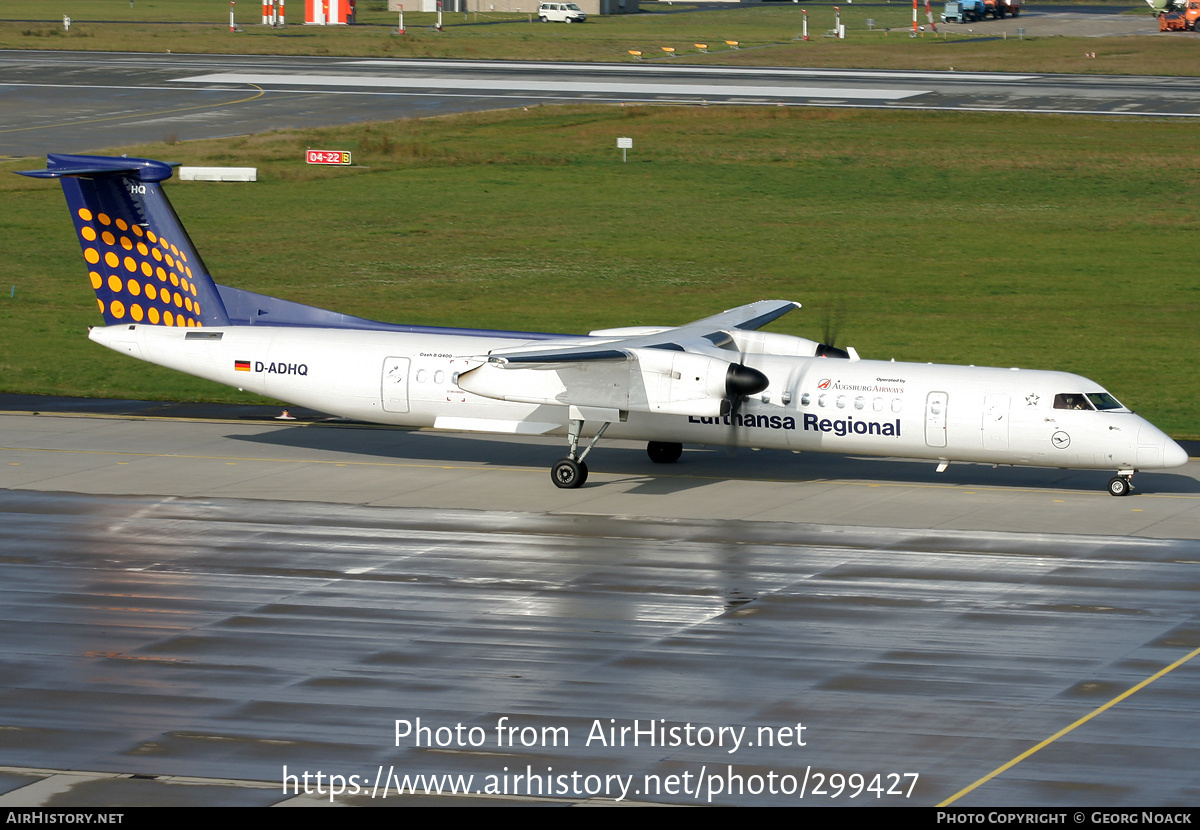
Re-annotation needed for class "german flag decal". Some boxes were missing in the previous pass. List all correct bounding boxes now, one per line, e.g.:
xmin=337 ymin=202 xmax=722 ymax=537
xmin=234 ymin=360 xmax=251 ymax=372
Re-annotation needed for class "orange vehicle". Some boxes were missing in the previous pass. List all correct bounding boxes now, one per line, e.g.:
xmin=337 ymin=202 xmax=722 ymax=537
xmin=1155 ymin=0 xmax=1200 ymax=30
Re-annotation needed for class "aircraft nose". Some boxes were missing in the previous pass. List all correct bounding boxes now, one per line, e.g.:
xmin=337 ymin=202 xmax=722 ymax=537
xmin=1163 ymin=438 xmax=1189 ymax=469
xmin=1136 ymin=422 xmax=1189 ymax=469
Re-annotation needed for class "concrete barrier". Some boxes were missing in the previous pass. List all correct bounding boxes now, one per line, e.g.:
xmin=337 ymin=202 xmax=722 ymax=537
xmin=179 ymin=167 xmax=258 ymax=182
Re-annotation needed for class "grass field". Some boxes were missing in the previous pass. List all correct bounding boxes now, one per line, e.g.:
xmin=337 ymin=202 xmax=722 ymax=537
xmin=2 ymin=105 xmax=1197 ymax=437
xmin=2 ymin=0 xmax=1194 ymax=75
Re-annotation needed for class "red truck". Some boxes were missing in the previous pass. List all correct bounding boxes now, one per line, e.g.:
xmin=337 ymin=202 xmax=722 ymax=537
xmin=984 ymin=0 xmax=1021 ymax=18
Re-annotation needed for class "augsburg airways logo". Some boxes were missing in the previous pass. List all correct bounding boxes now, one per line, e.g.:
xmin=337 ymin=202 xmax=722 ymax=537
xmin=817 ymin=377 xmax=907 ymax=394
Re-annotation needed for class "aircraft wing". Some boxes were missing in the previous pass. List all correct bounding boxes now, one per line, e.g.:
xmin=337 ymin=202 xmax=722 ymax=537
xmin=458 ymin=301 xmax=796 ymax=418
xmin=483 ymin=300 xmax=800 ymax=365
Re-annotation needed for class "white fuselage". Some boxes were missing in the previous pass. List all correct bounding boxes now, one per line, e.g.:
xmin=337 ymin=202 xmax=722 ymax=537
xmin=89 ymin=324 xmax=1187 ymax=473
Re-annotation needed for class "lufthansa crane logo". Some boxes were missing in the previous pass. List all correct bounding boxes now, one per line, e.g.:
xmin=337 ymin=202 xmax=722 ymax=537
xmin=1051 ymin=431 xmax=1071 ymax=449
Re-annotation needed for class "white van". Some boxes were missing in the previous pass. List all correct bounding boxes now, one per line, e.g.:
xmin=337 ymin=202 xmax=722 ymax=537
xmin=538 ymin=2 xmax=586 ymax=22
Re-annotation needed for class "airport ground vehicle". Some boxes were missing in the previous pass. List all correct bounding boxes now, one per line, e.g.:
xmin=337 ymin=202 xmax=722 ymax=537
xmin=1155 ymin=0 xmax=1200 ymax=30
xmin=985 ymin=0 xmax=1021 ymax=18
xmin=538 ymin=3 xmax=586 ymax=22
xmin=943 ymin=0 xmax=1018 ymax=21
xmin=943 ymin=1 xmax=985 ymax=23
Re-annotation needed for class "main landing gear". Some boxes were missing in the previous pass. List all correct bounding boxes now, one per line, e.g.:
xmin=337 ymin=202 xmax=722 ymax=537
xmin=1108 ymin=472 xmax=1135 ymax=497
xmin=647 ymin=441 xmax=683 ymax=464
xmin=549 ymin=425 xmax=687 ymax=489
xmin=551 ymin=418 xmax=610 ymax=489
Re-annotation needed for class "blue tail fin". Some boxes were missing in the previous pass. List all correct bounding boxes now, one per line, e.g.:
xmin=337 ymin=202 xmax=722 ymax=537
xmin=19 ymin=153 xmax=231 ymax=328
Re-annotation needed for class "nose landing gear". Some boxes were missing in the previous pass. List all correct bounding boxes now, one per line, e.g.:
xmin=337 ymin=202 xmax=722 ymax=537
xmin=1108 ymin=472 xmax=1134 ymax=497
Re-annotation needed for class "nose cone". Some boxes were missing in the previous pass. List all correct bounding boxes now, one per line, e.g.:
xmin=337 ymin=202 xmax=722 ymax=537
xmin=1135 ymin=422 xmax=1189 ymax=470
xmin=1163 ymin=438 xmax=1189 ymax=469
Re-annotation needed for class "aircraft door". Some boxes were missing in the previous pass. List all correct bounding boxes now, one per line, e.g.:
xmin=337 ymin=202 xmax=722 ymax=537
xmin=381 ymin=357 xmax=410 ymax=413
xmin=925 ymin=391 xmax=948 ymax=448
xmin=982 ymin=394 xmax=1010 ymax=451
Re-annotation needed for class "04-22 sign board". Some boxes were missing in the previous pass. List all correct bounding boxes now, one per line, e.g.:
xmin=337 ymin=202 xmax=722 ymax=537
xmin=306 ymin=150 xmax=352 ymax=166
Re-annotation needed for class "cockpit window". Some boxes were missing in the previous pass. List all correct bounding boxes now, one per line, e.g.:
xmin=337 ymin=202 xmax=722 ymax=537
xmin=1054 ymin=393 xmax=1092 ymax=411
xmin=1086 ymin=392 xmax=1124 ymax=411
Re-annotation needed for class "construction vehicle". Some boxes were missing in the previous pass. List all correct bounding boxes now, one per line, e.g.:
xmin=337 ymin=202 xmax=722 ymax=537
xmin=1152 ymin=0 xmax=1200 ymax=30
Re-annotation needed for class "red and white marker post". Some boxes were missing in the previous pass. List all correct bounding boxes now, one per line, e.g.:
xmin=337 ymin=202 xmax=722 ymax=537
xmin=262 ymin=0 xmax=285 ymax=25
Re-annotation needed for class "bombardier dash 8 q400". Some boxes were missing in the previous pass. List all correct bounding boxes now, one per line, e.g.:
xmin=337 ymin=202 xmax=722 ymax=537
xmin=21 ymin=153 xmax=1188 ymax=495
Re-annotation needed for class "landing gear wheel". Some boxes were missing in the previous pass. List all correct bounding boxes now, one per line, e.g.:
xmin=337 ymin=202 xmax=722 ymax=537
xmin=1108 ymin=476 xmax=1131 ymax=497
xmin=647 ymin=441 xmax=683 ymax=464
xmin=552 ymin=458 xmax=588 ymax=489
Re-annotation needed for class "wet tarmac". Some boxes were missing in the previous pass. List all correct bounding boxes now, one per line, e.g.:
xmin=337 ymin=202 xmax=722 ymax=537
xmin=0 ymin=404 xmax=1198 ymax=806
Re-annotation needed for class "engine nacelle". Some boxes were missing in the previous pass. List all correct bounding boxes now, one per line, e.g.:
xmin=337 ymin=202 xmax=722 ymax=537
xmin=456 ymin=348 xmax=763 ymax=418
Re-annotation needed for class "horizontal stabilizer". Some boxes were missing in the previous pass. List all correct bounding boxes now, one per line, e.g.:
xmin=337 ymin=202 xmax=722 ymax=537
xmin=19 ymin=154 xmax=178 ymax=182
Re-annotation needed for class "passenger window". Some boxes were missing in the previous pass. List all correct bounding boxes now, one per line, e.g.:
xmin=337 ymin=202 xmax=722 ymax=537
xmin=836 ymin=395 xmax=847 ymax=409
xmin=434 ymin=370 xmax=445 ymax=384
xmin=818 ymin=394 xmax=827 ymax=408
xmin=854 ymin=396 xmax=865 ymax=410
xmin=1054 ymin=393 xmax=1091 ymax=411
xmin=800 ymin=392 xmax=811 ymax=406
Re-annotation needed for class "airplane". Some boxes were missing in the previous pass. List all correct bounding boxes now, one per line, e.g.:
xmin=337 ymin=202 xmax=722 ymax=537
xmin=19 ymin=153 xmax=1189 ymax=496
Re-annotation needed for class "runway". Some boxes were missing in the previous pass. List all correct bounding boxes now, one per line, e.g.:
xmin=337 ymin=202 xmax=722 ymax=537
xmin=1 ymin=405 xmax=1198 ymax=806
xmin=5 ymin=49 xmax=1200 ymax=156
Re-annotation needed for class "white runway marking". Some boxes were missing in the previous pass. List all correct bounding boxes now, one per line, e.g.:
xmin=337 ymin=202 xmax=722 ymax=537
xmin=346 ymin=59 xmax=1036 ymax=83
xmin=174 ymin=72 xmax=929 ymax=101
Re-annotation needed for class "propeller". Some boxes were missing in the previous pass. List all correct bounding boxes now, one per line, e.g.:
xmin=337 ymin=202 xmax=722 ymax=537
xmin=816 ymin=303 xmax=851 ymax=359
xmin=725 ymin=363 xmax=770 ymax=402
xmin=721 ymin=360 xmax=769 ymax=456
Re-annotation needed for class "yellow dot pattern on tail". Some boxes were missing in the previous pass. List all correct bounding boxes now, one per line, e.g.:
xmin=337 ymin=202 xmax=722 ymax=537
xmin=75 ymin=206 xmax=202 ymax=327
